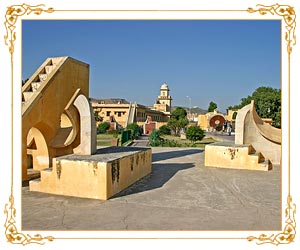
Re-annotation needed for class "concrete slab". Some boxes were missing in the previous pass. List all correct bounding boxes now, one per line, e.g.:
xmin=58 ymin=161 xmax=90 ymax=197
xmin=22 ymin=147 xmax=281 ymax=231
xmin=57 ymin=146 xmax=150 ymax=162
xmin=29 ymin=146 xmax=152 ymax=200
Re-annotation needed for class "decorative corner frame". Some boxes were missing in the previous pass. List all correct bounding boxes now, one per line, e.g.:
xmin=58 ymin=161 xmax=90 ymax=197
xmin=247 ymin=3 xmax=296 ymax=245
xmin=4 ymin=3 xmax=54 ymax=245
xmin=3 ymin=2 xmax=296 ymax=246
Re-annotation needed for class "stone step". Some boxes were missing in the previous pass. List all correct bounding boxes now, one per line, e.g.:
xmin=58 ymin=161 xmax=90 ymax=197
xmin=205 ymin=143 xmax=272 ymax=171
xmin=40 ymin=168 xmax=53 ymax=180
xmin=23 ymin=91 xmax=34 ymax=101
xmin=258 ymin=160 xmax=272 ymax=170
xmin=247 ymin=144 xmax=256 ymax=154
xmin=30 ymin=178 xmax=41 ymax=182
xmin=42 ymin=168 xmax=53 ymax=172
xmin=45 ymin=65 xmax=55 ymax=74
xmin=31 ymin=82 xmax=41 ymax=92
xmin=249 ymin=151 xmax=265 ymax=162
xmin=39 ymin=73 xmax=48 ymax=82
xmin=27 ymin=169 xmax=41 ymax=180
xmin=29 ymin=178 xmax=41 ymax=190
xmin=51 ymin=57 xmax=63 ymax=65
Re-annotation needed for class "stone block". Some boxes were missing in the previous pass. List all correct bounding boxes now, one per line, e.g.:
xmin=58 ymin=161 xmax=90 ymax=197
xmin=30 ymin=147 xmax=152 ymax=200
xmin=205 ymin=142 xmax=272 ymax=171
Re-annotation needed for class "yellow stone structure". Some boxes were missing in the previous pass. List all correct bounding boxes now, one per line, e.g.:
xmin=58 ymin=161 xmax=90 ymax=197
xmin=24 ymin=56 xmax=152 ymax=200
xmin=205 ymin=142 xmax=272 ymax=171
xmin=226 ymin=109 xmax=238 ymax=122
xmin=30 ymin=147 xmax=152 ymax=200
xmin=205 ymin=101 xmax=281 ymax=171
xmin=198 ymin=109 xmax=226 ymax=131
xmin=235 ymin=100 xmax=281 ymax=165
xmin=22 ymin=56 xmax=96 ymax=181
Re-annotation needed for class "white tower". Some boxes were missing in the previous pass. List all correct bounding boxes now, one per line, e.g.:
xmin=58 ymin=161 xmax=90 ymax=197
xmin=154 ymin=82 xmax=172 ymax=115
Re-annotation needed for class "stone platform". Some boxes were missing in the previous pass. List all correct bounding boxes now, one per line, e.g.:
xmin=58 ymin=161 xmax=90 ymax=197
xmin=30 ymin=147 xmax=152 ymax=200
xmin=205 ymin=142 xmax=272 ymax=171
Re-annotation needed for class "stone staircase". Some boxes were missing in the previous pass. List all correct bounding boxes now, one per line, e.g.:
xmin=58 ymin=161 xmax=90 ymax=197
xmin=205 ymin=142 xmax=272 ymax=171
xmin=22 ymin=57 xmax=65 ymax=107
xmin=125 ymin=102 xmax=137 ymax=127
xmin=247 ymin=144 xmax=272 ymax=170
xmin=21 ymin=56 xmax=92 ymax=181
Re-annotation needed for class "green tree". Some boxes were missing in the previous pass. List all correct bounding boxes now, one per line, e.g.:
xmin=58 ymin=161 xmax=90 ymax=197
xmin=168 ymin=107 xmax=188 ymax=135
xmin=186 ymin=126 xmax=205 ymax=143
xmin=94 ymin=111 xmax=103 ymax=122
xmin=172 ymin=107 xmax=187 ymax=119
xmin=97 ymin=122 xmax=110 ymax=134
xmin=159 ymin=125 xmax=171 ymax=135
xmin=208 ymin=101 xmax=217 ymax=112
xmin=228 ymin=86 xmax=281 ymax=128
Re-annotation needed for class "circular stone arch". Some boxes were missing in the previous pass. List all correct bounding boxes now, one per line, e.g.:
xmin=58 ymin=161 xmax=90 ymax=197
xmin=27 ymin=127 xmax=49 ymax=171
xmin=209 ymin=114 xmax=225 ymax=131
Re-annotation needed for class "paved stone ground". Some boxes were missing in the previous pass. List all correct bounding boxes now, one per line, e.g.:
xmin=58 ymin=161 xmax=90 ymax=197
xmin=130 ymin=135 xmax=150 ymax=147
xmin=22 ymin=146 xmax=281 ymax=231
xmin=205 ymin=131 xmax=235 ymax=142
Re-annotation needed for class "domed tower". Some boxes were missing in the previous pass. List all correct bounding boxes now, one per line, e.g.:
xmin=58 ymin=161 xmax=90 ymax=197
xmin=154 ymin=82 xmax=172 ymax=115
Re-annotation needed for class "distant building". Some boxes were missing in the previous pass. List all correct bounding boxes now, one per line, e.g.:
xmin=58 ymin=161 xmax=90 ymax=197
xmin=153 ymin=82 xmax=172 ymax=116
xmin=226 ymin=109 xmax=238 ymax=122
xmin=90 ymin=82 xmax=172 ymax=130
xmin=187 ymin=112 xmax=198 ymax=122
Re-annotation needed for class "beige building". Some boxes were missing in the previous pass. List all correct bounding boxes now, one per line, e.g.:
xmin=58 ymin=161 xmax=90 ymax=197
xmin=226 ymin=109 xmax=238 ymax=122
xmin=90 ymin=82 xmax=172 ymax=129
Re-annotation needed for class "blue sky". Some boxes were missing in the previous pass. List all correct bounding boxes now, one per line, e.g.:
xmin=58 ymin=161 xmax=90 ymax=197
xmin=22 ymin=20 xmax=280 ymax=113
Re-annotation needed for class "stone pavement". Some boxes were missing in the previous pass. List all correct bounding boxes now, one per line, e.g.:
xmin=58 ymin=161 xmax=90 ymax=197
xmin=130 ymin=134 xmax=150 ymax=147
xmin=22 ymin=146 xmax=281 ymax=231
xmin=205 ymin=131 xmax=235 ymax=142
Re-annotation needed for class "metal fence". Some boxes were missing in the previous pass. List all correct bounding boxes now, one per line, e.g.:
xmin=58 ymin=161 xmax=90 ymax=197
xmin=121 ymin=130 xmax=132 ymax=145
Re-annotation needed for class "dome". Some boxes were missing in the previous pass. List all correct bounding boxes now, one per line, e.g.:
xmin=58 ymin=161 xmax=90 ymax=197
xmin=160 ymin=82 xmax=169 ymax=90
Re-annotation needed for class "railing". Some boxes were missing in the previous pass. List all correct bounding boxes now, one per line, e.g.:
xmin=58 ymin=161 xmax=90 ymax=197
xmin=121 ymin=130 xmax=132 ymax=145
xmin=121 ymin=127 xmax=141 ymax=145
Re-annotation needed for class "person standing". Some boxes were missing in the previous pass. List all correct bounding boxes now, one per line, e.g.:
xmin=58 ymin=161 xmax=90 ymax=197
xmin=227 ymin=122 xmax=232 ymax=136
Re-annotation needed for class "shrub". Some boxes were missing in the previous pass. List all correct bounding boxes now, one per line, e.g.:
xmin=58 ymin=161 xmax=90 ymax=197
xmin=186 ymin=126 xmax=205 ymax=143
xmin=97 ymin=122 xmax=110 ymax=134
xmin=149 ymin=129 xmax=163 ymax=146
xmin=126 ymin=123 xmax=142 ymax=139
xmin=159 ymin=125 xmax=171 ymax=135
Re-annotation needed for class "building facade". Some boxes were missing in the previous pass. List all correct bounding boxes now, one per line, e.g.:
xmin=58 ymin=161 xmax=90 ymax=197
xmin=90 ymin=82 xmax=172 ymax=130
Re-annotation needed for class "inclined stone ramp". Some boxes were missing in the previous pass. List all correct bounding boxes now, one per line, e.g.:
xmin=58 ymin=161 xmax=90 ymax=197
xmin=125 ymin=102 xmax=137 ymax=127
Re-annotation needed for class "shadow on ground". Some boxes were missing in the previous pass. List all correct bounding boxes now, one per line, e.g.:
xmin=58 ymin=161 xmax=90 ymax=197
xmin=152 ymin=148 xmax=203 ymax=162
xmin=111 ymin=162 xmax=195 ymax=198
